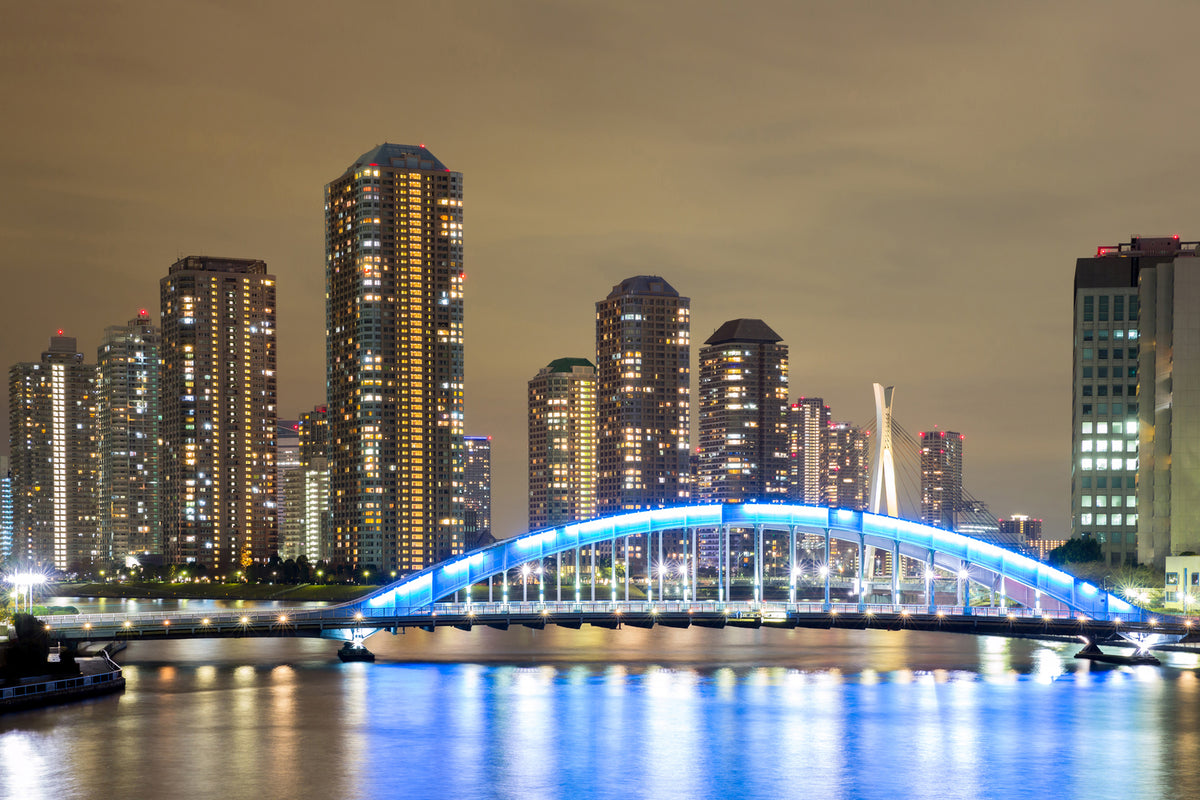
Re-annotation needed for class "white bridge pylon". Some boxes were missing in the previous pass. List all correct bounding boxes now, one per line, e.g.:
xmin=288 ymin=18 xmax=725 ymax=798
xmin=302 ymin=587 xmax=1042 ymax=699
xmin=357 ymin=504 xmax=1141 ymax=622
xmin=869 ymin=382 xmax=899 ymax=518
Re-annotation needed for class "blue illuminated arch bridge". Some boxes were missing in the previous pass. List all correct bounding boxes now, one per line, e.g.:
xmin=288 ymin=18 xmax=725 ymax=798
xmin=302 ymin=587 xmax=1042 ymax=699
xmin=49 ymin=504 xmax=1188 ymax=654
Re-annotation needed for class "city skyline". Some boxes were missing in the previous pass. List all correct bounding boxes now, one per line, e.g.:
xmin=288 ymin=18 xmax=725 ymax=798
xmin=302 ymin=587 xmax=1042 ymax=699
xmin=5 ymin=5 xmax=1200 ymax=542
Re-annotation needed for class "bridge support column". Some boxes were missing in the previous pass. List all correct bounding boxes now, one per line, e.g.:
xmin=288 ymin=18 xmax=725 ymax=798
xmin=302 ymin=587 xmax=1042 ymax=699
xmin=539 ymin=559 xmax=545 ymax=604
xmin=755 ymin=524 xmax=763 ymax=606
xmin=926 ymin=548 xmax=935 ymax=614
xmin=789 ymin=525 xmax=797 ymax=605
xmin=502 ymin=567 xmax=509 ymax=606
xmin=725 ymin=525 xmax=733 ymax=604
xmin=575 ymin=546 xmax=582 ymax=604
xmin=489 ymin=574 xmax=493 ymax=604
xmin=612 ymin=532 xmax=618 ymax=604
xmin=959 ymin=563 xmax=970 ymax=614
xmin=592 ymin=543 xmax=597 ymax=603
xmin=648 ymin=532 xmax=657 ymax=599
xmin=891 ymin=540 xmax=900 ymax=608
xmin=823 ymin=528 xmax=831 ymax=611
xmin=657 ymin=531 xmax=664 ymax=602
xmin=857 ymin=532 xmax=866 ymax=612
xmin=624 ymin=536 xmax=630 ymax=602
xmin=556 ymin=552 xmax=562 ymax=603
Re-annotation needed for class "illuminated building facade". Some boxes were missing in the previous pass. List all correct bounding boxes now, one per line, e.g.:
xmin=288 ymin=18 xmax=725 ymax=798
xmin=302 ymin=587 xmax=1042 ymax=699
xmin=326 ymin=143 xmax=465 ymax=573
xmin=299 ymin=405 xmax=330 ymax=561
xmin=277 ymin=420 xmax=305 ymax=559
xmin=919 ymin=429 xmax=962 ymax=530
xmin=529 ymin=358 xmax=597 ymax=529
xmin=595 ymin=276 xmax=690 ymax=514
xmin=0 ymin=456 xmax=11 ymax=562
xmin=464 ymin=436 xmax=492 ymax=543
xmin=697 ymin=319 xmax=789 ymax=503
xmin=9 ymin=333 xmax=99 ymax=570
xmin=1070 ymin=237 xmax=1200 ymax=567
xmin=789 ymin=397 xmax=830 ymax=505
xmin=160 ymin=256 xmax=277 ymax=572
xmin=828 ymin=422 xmax=869 ymax=510
xmin=96 ymin=311 xmax=160 ymax=563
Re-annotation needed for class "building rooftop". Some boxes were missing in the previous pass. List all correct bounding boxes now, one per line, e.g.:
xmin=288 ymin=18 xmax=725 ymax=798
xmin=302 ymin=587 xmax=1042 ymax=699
xmin=169 ymin=256 xmax=268 ymax=275
xmin=350 ymin=143 xmax=450 ymax=172
xmin=606 ymin=275 xmax=681 ymax=300
xmin=704 ymin=318 xmax=783 ymax=346
xmin=544 ymin=357 xmax=596 ymax=374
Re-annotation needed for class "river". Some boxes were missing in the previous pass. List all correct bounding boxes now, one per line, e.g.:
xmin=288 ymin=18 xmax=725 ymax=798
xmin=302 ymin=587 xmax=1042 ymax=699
xmin=2 ymin=617 xmax=1198 ymax=799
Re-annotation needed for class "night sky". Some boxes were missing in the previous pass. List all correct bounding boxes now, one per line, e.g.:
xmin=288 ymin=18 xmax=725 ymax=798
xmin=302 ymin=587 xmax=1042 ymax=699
xmin=3 ymin=1 xmax=1198 ymax=541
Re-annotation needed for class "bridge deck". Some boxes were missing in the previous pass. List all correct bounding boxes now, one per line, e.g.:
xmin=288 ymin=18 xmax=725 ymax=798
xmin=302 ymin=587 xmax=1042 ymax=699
xmin=42 ymin=601 xmax=1195 ymax=651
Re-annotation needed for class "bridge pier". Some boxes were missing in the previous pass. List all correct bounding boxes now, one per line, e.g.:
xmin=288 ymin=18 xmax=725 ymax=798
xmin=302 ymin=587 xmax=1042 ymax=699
xmin=823 ymin=527 xmax=832 ymax=611
xmin=891 ymin=540 xmax=900 ymax=608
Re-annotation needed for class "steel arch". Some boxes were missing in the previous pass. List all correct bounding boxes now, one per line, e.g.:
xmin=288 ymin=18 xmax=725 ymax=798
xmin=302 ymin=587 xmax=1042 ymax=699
xmin=352 ymin=504 xmax=1140 ymax=621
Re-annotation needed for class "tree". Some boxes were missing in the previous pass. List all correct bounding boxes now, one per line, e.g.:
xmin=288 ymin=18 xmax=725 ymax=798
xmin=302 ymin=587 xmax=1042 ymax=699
xmin=1048 ymin=538 xmax=1103 ymax=567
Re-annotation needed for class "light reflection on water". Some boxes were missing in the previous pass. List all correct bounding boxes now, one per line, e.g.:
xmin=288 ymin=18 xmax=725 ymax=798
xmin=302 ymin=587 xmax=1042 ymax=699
xmin=1 ymin=627 xmax=1198 ymax=800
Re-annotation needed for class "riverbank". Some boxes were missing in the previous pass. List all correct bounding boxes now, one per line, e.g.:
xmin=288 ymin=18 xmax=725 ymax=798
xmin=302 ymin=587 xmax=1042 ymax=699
xmin=56 ymin=582 xmax=377 ymax=602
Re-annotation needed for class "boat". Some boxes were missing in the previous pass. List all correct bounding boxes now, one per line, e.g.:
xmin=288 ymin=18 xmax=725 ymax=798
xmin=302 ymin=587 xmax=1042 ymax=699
xmin=337 ymin=642 xmax=375 ymax=663
xmin=1074 ymin=641 xmax=1161 ymax=666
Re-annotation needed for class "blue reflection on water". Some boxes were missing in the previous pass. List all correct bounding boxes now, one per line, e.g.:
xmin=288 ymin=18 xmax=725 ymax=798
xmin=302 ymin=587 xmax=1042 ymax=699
xmin=2 ymin=630 xmax=1199 ymax=800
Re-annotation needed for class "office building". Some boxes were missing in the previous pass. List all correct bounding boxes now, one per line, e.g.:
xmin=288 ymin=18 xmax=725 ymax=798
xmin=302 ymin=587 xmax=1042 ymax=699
xmin=595 ymin=276 xmax=690 ymax=514
xmin=529 ymin=358 xmax=597 ymax=529
xmin=790 ymin=397 xmax=830 ymax=505
xmin=464 ymin=436 xmax=492 ymax=544
xmin=160 ymin=256 xmax=278 ymax=573
xmin=9 ymin=333 xmax=99 ymax=570
xmin=96 ymin=311 xmax=161 ymax=563
xmin=326 ymin=143 xmax=465 ymax=573
xmin=919 ymin=429 xmax=963 ymax=530
xmin=1072 ymin=236 xmax=1200 ymax=567
xmin=697 ymin=319 xmax=789 ymax=502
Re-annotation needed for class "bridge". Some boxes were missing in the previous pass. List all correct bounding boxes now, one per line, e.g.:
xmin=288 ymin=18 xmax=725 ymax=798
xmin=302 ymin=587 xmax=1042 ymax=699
xmin=42 ymin=504 xmax=1195 ymax=655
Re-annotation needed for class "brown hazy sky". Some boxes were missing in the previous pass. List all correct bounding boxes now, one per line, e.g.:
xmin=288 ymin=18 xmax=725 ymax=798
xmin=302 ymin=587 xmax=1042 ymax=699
xmin=3 ymin=1 xmax=1199 ymax=541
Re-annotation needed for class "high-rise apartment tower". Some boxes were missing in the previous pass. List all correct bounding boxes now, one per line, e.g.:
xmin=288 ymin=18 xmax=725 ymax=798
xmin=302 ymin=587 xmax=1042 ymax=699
xmin=919 ymin=429 xmax=963 ymax=530
xmin=325 ymin=144 xmax=465 ymax=573
xmin=96 ymin=311 xmax=161 ymax=563
xmin=160 ymin=256 xmax=278 ymax=572
xmin=697 ymin=319 xmax=789 ymax=503
xmin=789 ymin=397 xmax=830 ymax=505
xmin=595 ymin=276 xmax=690 ymax=514
xmin=9 ymin=334 xmax=99 ymax=570
xmin=529 ymin=358 xmax=598 ymax=529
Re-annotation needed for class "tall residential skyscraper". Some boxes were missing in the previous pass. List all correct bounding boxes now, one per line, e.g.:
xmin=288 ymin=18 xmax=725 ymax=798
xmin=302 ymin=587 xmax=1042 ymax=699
xmin=529 ymin=358 xmax=597 ymax=529
xmin=828 ymin=422 xmax=869 ymax=510
xmin=464 ymin=436 xmax=492 ymax=544
xmin=697 ymin=319 xmax=789 ymax=503
xmin=919 ymin=429 xmax=963 ymax=530
xmin=9 ymin=333 xmax=99 ymax=570
xmin=160 ymin=256 xmax=277 ymax=573
xmin=277 ymin=420 xmax=305 ymax=559
xmin=298 ymin=405 xmax=330 ymax=562
xmin=789 ymin=397 xmax=830 ymax=505
xmin=96 ymin=311 xmax=161 ymax=563
xmin=0 ymin=456 xmax=11 ymax=562
xmin=595 ymin=276 xmax=690 ymax=515
xmin=1072 ymin=237 xmax=1188 ymax=567
xmin=326 ymin=143 xmax=465 ymax=573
